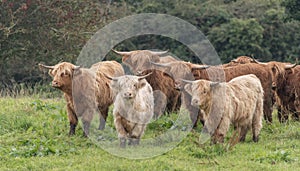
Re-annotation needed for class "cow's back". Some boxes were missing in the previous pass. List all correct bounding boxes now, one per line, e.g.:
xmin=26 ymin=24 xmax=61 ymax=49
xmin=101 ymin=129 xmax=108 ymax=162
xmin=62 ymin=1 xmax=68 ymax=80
xmin=91 ymin=61 xmax=124 ymax=77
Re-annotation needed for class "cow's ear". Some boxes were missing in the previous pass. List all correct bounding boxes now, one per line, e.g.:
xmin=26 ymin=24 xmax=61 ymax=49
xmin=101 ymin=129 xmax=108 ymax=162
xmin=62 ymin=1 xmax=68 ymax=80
xmin=184 ymin=83 xmax=192 ymax=95
xmin=122 ymin=55 xmax=130 ymax=63
xmin=138 ymin=79 xmax=147 ymax=89
xmin=48 ymin=70 xmax=54 ymax=77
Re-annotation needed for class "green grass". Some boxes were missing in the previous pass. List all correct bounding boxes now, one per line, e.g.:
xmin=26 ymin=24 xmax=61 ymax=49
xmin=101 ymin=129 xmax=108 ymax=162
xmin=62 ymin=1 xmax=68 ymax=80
xmin=0 ymin=97 xmax=299 ymax=170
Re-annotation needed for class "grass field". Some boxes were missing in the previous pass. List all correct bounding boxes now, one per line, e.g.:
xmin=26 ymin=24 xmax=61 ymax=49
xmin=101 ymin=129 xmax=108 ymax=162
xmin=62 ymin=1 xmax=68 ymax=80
xmin=0 ymin=96 xmax=299 ymax=170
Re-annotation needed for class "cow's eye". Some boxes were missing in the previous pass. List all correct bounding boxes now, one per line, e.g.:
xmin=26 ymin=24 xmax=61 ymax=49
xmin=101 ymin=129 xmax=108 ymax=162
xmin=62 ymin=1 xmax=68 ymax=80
xmin=133 ymin=83 xmax=138 ymax=88
xmin=60 ymin=73 xmax=65 ymax=77
xmin=203 ymin=90 xmax=207 ymax=94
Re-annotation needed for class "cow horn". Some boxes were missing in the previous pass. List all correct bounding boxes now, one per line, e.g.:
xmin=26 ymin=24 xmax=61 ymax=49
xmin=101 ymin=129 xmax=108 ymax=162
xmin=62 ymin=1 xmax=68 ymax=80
xmin=103 ymin=73 xmax=118 ymax=81
xmin=285 ymin=63 xmax=297 ymax=69
xmin=150 ymin=61 xmax=172 ymax=68
xmin=181 ymin=79 xmax=194 ymax=84
xmin=38 ymin=63 xmax=55 ymax=69
xmin=250 ymin=56 xmax=260 ymax=63
xmin=231 ymin=59 xmax=238 ymax=63
xmin=191 ymin=64 xmax=210 ymax=70
xmin=149 ymin=50 xmax=169 ymax=56
xmin=138 ymin=72 xmax=152 ymax=80
xmin=73 ymin=65 xmax=81 ymax=70
xmin=112 ymin=49 xmax=132 ymax=56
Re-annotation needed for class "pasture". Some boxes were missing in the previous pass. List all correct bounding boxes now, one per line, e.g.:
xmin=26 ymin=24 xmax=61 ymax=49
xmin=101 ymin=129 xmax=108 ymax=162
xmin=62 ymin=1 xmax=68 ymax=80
xmin=0 ymin=95 xmax=299 ymax=170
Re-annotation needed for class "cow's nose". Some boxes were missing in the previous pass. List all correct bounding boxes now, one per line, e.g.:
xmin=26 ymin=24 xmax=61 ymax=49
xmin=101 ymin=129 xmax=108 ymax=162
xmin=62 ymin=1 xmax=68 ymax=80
xmin=191 ymin=99 xmax=199 ymax=106
xmin=124 ymin=92 xmax=133 ymax=98
xmin=52 ymin=81 xmax=59 ymax=87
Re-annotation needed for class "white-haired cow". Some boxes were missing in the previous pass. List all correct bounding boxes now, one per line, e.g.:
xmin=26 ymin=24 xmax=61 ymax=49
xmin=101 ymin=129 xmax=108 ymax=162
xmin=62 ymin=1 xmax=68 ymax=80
xmin=105 ymin=73 xmax=154 ymax=148
xmin=184 ymin=74 xmax=264 ymax=143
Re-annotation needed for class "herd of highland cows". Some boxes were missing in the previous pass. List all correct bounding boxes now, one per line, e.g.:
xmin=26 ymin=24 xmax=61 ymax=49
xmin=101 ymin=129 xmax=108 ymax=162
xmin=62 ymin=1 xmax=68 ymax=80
xmin=39 ymin=50 xmax=299 ymax=148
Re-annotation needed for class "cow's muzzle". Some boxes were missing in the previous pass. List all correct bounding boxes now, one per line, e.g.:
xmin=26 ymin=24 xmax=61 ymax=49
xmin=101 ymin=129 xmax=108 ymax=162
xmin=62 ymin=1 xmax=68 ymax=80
xmin=191 ymin=98 xmax=200 ymax=106
xmin=52 ymin=81 xmax=61 ymax=88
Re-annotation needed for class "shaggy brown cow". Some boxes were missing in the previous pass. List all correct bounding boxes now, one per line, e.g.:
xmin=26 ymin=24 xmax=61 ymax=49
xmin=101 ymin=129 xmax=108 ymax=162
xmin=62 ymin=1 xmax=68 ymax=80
xmin=152 ymin=61 xmax=274 ymax=123
xmin=224 ymin=56 xmax=297 ymax=122
xmin=151 ymin=61 xmax=208 ymax=127
xmin=105 ymin=73 xmax=154 ymax=148
xmin=276 ymin=65 xmax=300 ymax=121
xmin=184 ymin=74 xmax=264 ymax=143
xmin=39 ymin=61 xmax=124 ymax=136
xmin=113 ymin=50 xmax=181 ymax=118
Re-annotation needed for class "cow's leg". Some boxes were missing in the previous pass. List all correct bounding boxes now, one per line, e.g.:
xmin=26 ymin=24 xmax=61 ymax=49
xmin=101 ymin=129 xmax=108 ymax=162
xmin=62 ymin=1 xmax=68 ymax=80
xmin=99 ymin=107 xmax=109 ymax=130
xmin=277 ymin=106 xmax=289 ymax=123
xmin=213 ymin=117 xmax=230 ymax=144
xmin=239 ymin=126 xmax=249 ymax=142
xmin=153 ymin=90 xmax=167 ymax=119
xmin=181 ymin=92 xmax=201 ymax=128
xmin=252 ymin=98 xmax=263 ymax=142
xmin=263 ymin=97 xmax=273 ymax=123
xmin=81 ymin=109 xmax=94 ymax=137
xmin=170 ymin=92 xmax=181 ymax=112
xmin=129 ymin=124 xmax=145 ymax=146
xmin=67 ymin=105 xmax=78 ymax=136
xmin=114 ymin=112 xmax=127 ymax=148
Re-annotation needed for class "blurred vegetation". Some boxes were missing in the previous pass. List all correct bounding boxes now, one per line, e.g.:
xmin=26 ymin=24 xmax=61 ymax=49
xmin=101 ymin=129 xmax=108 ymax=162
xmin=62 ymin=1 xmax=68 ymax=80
xmin=1 ymin=0 xmax=300 ymax=89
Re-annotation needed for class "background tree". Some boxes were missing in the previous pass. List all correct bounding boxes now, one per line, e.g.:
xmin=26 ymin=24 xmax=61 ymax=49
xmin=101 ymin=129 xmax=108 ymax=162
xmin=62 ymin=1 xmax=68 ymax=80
xmin=0 ymin=0 xmax=299 ymax=88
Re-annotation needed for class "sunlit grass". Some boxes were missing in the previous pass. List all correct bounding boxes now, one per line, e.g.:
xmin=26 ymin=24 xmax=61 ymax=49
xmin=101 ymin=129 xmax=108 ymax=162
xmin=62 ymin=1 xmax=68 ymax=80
xmin=0 ymin=97 xmax=299 ymax=170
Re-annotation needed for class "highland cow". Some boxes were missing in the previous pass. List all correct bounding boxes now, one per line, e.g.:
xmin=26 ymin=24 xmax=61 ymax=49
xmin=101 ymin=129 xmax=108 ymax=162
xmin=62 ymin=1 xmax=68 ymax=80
xmin=105 ymin=73 xmax=154 ymax=148
xmin=39 ymin=61 xmax=124 ymax=136
xmin=184 ymin=74 xmax=264 ymax=143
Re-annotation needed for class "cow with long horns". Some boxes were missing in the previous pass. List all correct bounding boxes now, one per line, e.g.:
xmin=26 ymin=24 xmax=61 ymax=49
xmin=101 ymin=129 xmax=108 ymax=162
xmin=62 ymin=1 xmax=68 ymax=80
xmin=223 ymin=56 xmax=297 ymax=122
xmin=113 ymin=49 xmax=181 ymax=118
xmin=151 ymin=61 xmax=274 ymax=124
xmin=184 ymin=74 xmax=264 ymax=143
xmin=105 ymin=73 xmax=154 ymax=148
xmin=151 ymin=61 xmax=209 ymax=127
xmin=39 ymin=61 xmax=124 ymax=136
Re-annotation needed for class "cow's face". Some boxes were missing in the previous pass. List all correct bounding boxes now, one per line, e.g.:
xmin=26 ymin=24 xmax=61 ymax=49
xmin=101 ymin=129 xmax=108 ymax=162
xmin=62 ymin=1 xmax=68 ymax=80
xmin=40 ymin=62 xmax=77 ymax=91
xmin=114 ymin=50 xmax=167 ymax=75
xmin=123 ymin=51 xmax=160 ymax=75
xmin=110 ymin=75 xmax=148 ymax=100
xmin=232 ymin=56 xmax=255 ymax=64
xmin=184 ymin=80 xmax=211 ymax=108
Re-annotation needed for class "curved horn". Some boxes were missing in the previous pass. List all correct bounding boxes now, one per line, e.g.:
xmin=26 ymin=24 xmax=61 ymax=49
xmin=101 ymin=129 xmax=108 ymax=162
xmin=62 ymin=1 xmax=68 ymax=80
xmin=285 ymin=63 xmax=297 ymax=69
xmin=231 ymin=59 xmax=238 ymax=63
xmin=191 ymin=64 xmax=210 ymax=70
xmin=138 ymin=72 xmax=153 ymax=80
xmin=73 ymin=65 xmax=81 ymax=70
xmin=181 ymin=79 xmax=195 ymax=84
xmin=112 ymin=49 xmax=133 ymax=56
xmin=149 ymin=50 xmax=169 ymax=56
xmin=103 ymin=73 xmax=118 ymax=81
xmin=250 ymin=56 xmax=260 ymax=64
xmin=38 ymin=63 xmax=55 ymax=69
xmin=150 ymin=61 xmax=172 ymax=68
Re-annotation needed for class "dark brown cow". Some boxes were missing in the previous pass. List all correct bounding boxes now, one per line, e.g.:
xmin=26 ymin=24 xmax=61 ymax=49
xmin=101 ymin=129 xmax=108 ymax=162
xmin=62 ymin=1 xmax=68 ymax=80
xmin=152 ymin=61 xmax=274 ymax=124
xmin=113 ymin=50 xmax=181 ymax=118
xmin=276 ymin=65 xmax=300 ymax=122
xmin=39 ymin=61 xmax=124 ymax=136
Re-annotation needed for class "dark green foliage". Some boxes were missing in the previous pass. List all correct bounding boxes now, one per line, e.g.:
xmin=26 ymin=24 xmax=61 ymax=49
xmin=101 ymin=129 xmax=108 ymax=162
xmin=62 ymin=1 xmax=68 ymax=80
xmin=282 ymin=0 xmax=300 ymax=21
xmin=1 ymin=0 xmax=300 ymax=87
